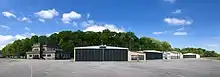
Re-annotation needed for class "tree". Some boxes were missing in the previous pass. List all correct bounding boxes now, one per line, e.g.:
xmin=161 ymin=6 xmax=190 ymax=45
xmin=1 ymin=29 xmax=219 ymax=58
xmin=161 ymin=41 xmax=172 ymax=51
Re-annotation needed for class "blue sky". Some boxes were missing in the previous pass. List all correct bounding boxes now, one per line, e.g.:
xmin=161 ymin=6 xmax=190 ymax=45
xmin=0 ymin=0 xmax=220 ymax=52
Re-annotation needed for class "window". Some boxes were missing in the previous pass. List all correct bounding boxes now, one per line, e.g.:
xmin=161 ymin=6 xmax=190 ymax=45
xmin=29 ymin=55 xmax=32 ymax=57
xmin=138 ymin=55 xmax=144 ymax=60
xmin=47 ymin=54 xmax=51 ymax=57
xmin=131 ymin=55 xmax=138 ymax=60
xmin=34 ymin=49 xmax=39 ymax=51
xmin=43 ymin=54 xmax=46 ymax=57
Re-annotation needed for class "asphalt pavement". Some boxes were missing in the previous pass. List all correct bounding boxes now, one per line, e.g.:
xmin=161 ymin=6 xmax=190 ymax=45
xmin=0 ymin=59 xmax=220 ymax=77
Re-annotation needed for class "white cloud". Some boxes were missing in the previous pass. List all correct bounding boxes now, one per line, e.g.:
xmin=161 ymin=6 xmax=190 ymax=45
xmin=45 ymin=32 xmax=59 ymax=37
xmin=164 ymin=18 xmax=193 ymax=25
xmin=2 ymin=11 xmax=16 ymax=18
xmin=83 ymin=24 xmax=124 ymax=33
xmin=87 ymin=13 xmax=90 ymax=19
xmin=207 ymin=44 xmax=219 ymax=47
xmin=38 ymin=19 xmax=45 ymax=22
xmin=0 ymin=25 xmax=10 ymax=30
xmin=0 ymin=32 xmax=36 ymax=50
xmin=24 ymin=27 xmax=31 ymax=31
xmin=153 ymin=32 xmax=163 ymax=35
xmin=152 ymin=31 xmax=168 ymax=35
xmin=61 ymin=11 xmax=81 ymax=24
xmin=18 ymin=17 xmax=32 ymax=23
xmin=15 ymin=32 xmax=36 ymax=40
xmin=164 ymin=0 xmax=176 ymax=3
xmin=172 ymin=9 xmax=182 ymax=14
xmin=80 ymin=20 xmax=95 ymax=27
xmin=35 ymin=9 xmax=59 ymax=19
xmin=176 ymin=27 xmax=184 ymax=31
xmin=0 ymin=35 xmax=14 ymax=49
xmin=173 ymin=32 xmax=187 ymax=36
xmin=72 ymin=22 xmax=77 ymax=27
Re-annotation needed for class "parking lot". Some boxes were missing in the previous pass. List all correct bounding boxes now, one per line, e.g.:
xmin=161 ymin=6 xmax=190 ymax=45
xmin=0 ymin=59 xmax=220 ymax=77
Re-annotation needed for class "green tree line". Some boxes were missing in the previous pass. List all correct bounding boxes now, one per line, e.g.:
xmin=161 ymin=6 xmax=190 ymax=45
xmin=1 ymin=29 xmax=219 ymax=57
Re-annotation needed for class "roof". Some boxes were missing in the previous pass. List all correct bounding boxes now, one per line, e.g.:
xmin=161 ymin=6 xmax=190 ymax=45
xmin=183 ymin=53 xmax=199 ymax=55
xmin=129 ymin=52 xmax=145 ymax=55
xmin=142 ymin=50 xmax=163 ymax=53
xmin=74 ymin=45 xmax=128 ymax=50
xmin=166 ymin=51 xmax=182 ymax=54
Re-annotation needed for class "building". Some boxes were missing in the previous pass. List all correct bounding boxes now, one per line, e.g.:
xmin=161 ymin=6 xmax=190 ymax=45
xmin=163 ymin=51 xmax=183 ymax=59
xmin=26 ymin=43 xmax=71 ymax=60
xmin=74 ymin=45 xmax=129 ymax=61
xmin=142 ymin=50 xmax=163 ymax=60
xmin=0 ymin=51 xmax=3 ymax=58
xmin=183 ymin=53 xmax=200 ymax=58
xmin=128 ymin=51 xmax=146 ymax=61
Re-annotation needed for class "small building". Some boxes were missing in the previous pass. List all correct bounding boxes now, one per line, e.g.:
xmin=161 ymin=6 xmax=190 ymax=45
xmin=0 ymin=51 xmax=3 ymax=58
xmin=142 ymin=50 xmax=163 ymax=60
xmin=26 ymin=43 xmax=71 ymax=60
xmin=183 ymin=53 xmax=200 ymax=58
xmin=74 ymin=45 xmax=129 ymax=61
xmin=163 ymin=51 xmax=183 ymax=59
xmin=128 ymin=51 xmax=146 ymax=61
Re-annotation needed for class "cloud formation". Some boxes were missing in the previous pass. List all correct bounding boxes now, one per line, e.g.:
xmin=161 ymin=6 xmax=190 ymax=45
xmin=38 ymin=19 xmax=45 ymax=22
xmin=164 ymin=18 xmax=193 ymax=25
xmin=152 ymin=31 xmax=167 ymax=35
xmin=0 ymin=32 xmax=36 ymax=49
xmin=24 ymin=27 xmax=31 ymax=31
xmin=35 ymin=9 xmax=59 ymax=19
xmin=61 ymin=11 xmax=81 ymax=24
xmin=2 ymin=11 xmax=16 ymax=18
xmin=82 ymin=21 xmax=124 ymax=33
xmin=0 ymin=25 xmax=10 ymax=30
xmin=18 ymin=17 xmax=32 ymax=23
xmin=172 ymin=9 xmax=182 ymax=14
xmin=173 ymin=32 xmax=187 ymax=36
xmin=164 ymin=0 xmax=176 ymax=3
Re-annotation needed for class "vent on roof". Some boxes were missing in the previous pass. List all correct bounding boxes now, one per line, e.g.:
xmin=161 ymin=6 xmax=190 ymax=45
xmin=99 ymin=46 xmax=106 ymax=48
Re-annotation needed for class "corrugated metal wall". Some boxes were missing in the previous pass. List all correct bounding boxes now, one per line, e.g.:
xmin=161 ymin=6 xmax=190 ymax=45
xmin=145 ymin=52 xmax=163 ymax=60
xmin=75 ymin=49 xmax=128 ymax=61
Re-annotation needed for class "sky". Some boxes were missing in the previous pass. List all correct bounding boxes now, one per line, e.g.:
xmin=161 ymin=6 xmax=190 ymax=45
xmin=0 ymin=0 xmax=220 ymax=52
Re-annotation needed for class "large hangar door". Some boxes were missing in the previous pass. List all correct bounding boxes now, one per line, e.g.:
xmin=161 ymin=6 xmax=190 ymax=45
xmin=146 ymin=52 xmax=163 ymax=60
xmin=183 ymin=55 xmax=196 ymax=58
xmin=104 ymin=49 xmax=128 ymax=61
xmin=75 ymin=49 xmax=103 ymax=61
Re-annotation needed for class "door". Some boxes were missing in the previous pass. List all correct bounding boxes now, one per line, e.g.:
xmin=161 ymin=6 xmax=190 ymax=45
xmin=183 ymin=55 xmax=196 ymax=58
xmin=104 ymin=49 xmax=128 ymax=61
xmin=75 ymin=49 xmax=103 ymax=61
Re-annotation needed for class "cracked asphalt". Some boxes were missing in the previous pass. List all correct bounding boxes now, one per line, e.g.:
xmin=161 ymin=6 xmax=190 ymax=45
xmin=0 ymin=59 xmax=220 ymax=77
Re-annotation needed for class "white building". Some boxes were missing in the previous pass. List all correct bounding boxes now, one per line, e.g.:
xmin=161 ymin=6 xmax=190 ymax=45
xmin=163 ymin=51 xmax=183 ymax=59
xmin=26 ymin=43 xmax=69 ymax=60
xmin=128 ymin=51 xmax=146 ymax=61
xmin=183 ymin=53 xmax=200 ymax=59
xmin=141 ymin=50 xmax=163 ymax=60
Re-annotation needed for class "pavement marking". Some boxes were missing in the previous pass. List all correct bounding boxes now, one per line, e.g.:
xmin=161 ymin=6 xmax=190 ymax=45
xmin=28 ymin=65 xmax=32 ymax=77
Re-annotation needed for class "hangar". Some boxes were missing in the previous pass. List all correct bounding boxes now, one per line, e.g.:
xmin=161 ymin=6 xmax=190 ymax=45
xmin=128 ymin=51 xmax=146 ymax=61
xmin=142 ymin=50 xmax=163 ymax=60
xmin=74 ymin=45 xmax=129 ymax=61
xmin=183 ymin=53 xmax=200 ymax=58
xmin=163 ymin=51 xmax=183 ymax=59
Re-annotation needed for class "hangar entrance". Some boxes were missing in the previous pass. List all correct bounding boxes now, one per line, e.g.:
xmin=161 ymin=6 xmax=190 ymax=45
xmin=183 ymin=55 xmax=196 ymax=58
xmin=75 ymin=48 xmax=128 ymax=61
xmin=145 ymin=52 xmax=163 ymax=60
